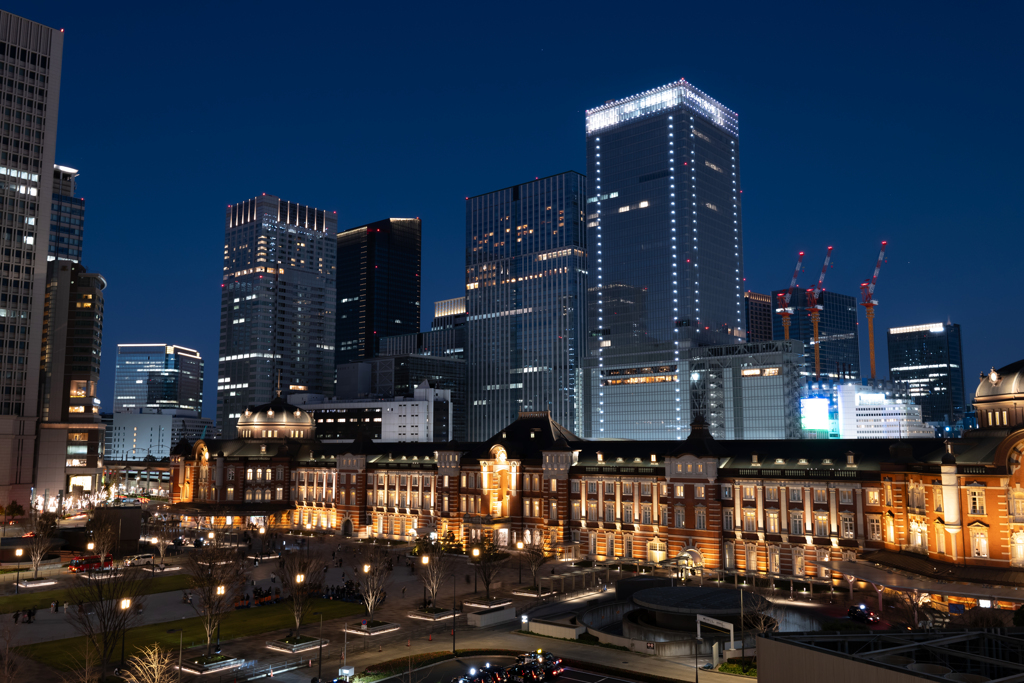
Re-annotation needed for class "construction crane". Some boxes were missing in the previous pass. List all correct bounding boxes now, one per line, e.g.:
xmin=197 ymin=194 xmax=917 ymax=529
xmin=805 ymin=246 xmax=834 ymax=381
xmin=859 ymin=241 xmax=888 ymax=380
xmin=774 ymin=251 xmax=805 ymax=341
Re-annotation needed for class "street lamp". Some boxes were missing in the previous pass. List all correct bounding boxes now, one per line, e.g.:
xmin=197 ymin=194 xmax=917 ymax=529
xmin=258 ymin=526 xmax=265 ymax=561
xmin=215 ymin=586 xmax=225 ymax=652
xmin=471 ymin=547 xmax=480 ymax=594
xmin=421 ymin=555 xmax=429 ymax=610
xmin=87 ymin=542 xmax=94 ymax=551
xmin=516 ymin=541 xmax=524 ymax=584
xmin=14 ymin=548 xmax=22 ymax=594
xmin=119 ymin=598 xmax=131 ymax=668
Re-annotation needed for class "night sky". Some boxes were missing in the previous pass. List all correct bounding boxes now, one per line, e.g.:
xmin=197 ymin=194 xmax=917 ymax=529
xmin=11 ymin=2 xmax=1023 ymax=420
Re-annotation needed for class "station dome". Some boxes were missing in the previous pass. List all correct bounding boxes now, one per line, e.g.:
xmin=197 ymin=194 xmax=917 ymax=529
xmin=236 ymin=395 xmax=314 ymax=439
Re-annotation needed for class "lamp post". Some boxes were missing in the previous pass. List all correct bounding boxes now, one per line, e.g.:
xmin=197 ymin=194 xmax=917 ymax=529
xmin=451 ymin=572 xmax=456 ymax=654
xmin=119 ymin=598 xmax=131 ymax=668
xmin=516 ymin=541 xmax=524 ymax=584
xmin=258 ymin=526 xmax=265 ymax=562
xmin=215 ymin=586 xmax=225 ymax=652
xmin=14 ymin=548 xmax=22 ymax=594
xmin=207 ymin=531 xmax=215 ymax=547
xmin=421 ymin=555 xmax=429 ymax=610
xmin=471 ymin=547 xmax=480 ymax=593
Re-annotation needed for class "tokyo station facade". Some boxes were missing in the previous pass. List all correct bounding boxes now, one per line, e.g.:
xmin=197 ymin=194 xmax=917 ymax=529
xmin=171 ymin=361 xmax=1024 ymax=586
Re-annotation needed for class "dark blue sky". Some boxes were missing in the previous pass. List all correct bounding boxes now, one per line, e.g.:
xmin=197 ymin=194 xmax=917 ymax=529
xmin=12 ymin=2 xmax=1023 ymax=419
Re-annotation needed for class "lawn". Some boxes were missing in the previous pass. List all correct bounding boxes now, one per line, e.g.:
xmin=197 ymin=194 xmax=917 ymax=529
xmin=21 ymin=598 xmax=364 ymax=670
xmin=1 ymin=573 xmax=191 ymax=613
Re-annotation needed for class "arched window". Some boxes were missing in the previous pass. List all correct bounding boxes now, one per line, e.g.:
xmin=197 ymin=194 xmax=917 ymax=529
xmin=245 ymin=489 xmax=252 ymax=501
xmin=255 ymin=489 xmax=263 ymax=502
xmin=266 ymin=468 xmax=272 ymax=481
xmin=246 ymin=468 xmax=253 ymax=481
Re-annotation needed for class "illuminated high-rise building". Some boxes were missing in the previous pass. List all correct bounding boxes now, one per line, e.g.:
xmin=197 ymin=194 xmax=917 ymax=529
xmin=0 ymin=11 xmax=63 ymax=507
xmin=887 ymin=322 xmax=966 ymax=427
xmin=744 ymin=291 xmax=773 ymax=343
xmin=466 ymin=172 xmax=587 ymax=439
xmin=218 ymin=195 xmax=337 ymax=437
xmin=335 ymin=218 xmax=421 ymax=365
xmin=49 ymin=165 xmax=85 ymax=263
xmin=114 ymin=344 xmax=203 ymax=414
xmin=581 ymin=79 xmax=744 ymax=439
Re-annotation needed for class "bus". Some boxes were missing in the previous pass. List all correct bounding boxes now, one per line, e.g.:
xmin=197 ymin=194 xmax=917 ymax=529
xmin=68 ymin=554 xmax=113 ymax=573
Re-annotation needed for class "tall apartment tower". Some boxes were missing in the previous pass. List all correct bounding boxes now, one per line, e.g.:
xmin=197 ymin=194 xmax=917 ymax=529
xmin=0 ymin=12 xmax=63 ymax=507
xmin=466 ymin=171 xmax=587 ymax=439
xmin=36 ymin=262 xmax=106 ymax=508
xmin=744 ymin=291 xmax=773 ymax=343
xmin=218 ymin=195 xmax=337 ymax=437
xmin=49 ymin=165 xmax=84 ymax=262
xmin=335 ymin=218 xmax=421 ymax=365
xmin=582 ymin=79 xmax=743 ymax=439
xmin=771 ymin=288 xmax=859 ymax=380
xmin=114 ymin=344 xmax=203 ymax=414
xmin=887 ymin=322 xmax=966 ymax=427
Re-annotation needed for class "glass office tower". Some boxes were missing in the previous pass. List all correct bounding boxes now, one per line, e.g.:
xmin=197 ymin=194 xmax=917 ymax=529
xmin=466 ymin=172 xmax=587 ymax=439
xmin=770 ymin=289 xmax=859 ymax=380
xmin=218 ymin=195 xmax=337 ymax=436
xmin=582 ymin=79 xmax=743 ymax=439
xmin=114 ymin=344 xmax=204 ymax=414
xmin=887 ymin=322 xmax=965 ymax=427
xmin=744 ymin=291 xmax=773 ymax=343
xmin=336 ymin=218 xmax=421 ymax=365
xmin=50 ymin=165 xmax=85 ymax=262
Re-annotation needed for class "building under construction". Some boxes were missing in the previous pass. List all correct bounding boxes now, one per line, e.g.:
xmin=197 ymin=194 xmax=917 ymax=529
xmin=771 ymin=288 xmax=861 ymax=381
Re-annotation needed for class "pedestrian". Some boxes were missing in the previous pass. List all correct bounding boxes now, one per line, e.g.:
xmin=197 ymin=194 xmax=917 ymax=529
xmin=64 ymin=601 xmax=69 ymax=613
xmin=271 ymin=572 xmax=276 ymax=583
xmin=12 ymin=611 xmax=18 ymax=625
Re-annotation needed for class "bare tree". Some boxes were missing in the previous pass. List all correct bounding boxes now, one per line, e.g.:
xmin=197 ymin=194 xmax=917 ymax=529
xmin=520 ymin=536 xmax=550 ymax=593
xmin=65 ymin=565 xmax=149 ymax=680
xmin=278 ymin=548 xmax=327 ymax=635
xmin=87 ymin=518 xmax=117 ymax=562
xmin=743 ymin=582 xmax=785 ymax=635
xmin=0 ymin=623 xmax=18 ymax=683
xmin=27 ymin=511 xmax=59 ymax=578
xmin=121 ymin=643 xmax=175 ymax=683
xmin=417 ymin=536 xmax=457 ymax=610
xmin=150 ymin=518 xmax=177 ymax=567
xmin=183 ymin=545 xmax=248 ymax=655
xmin=360 ymin=544 xmax=392 ymax=624
xmin=471 ymin=540 xmax=508 ymax=600
xmin=58 ymin=641 xmax=99 ymax=683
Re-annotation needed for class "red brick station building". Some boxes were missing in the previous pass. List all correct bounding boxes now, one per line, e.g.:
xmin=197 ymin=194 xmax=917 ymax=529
xmin=171 ymin=359 xmax=1024 ymax=596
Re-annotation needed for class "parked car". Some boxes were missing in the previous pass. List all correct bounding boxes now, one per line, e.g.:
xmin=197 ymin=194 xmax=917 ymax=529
xmin=482 ymin=664 xmax=507 ymax=683
xmin=192 ymin=538 xmax=204 ymax=548
xmin=124 ymin=553 xmax=154 ymax=567
xmin=848 ymin=604 xmax=881 ymax=623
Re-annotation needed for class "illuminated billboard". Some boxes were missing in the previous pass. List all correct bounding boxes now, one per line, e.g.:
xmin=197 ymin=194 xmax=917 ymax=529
xmin=800 ymin=398 xmax=831 ymax=430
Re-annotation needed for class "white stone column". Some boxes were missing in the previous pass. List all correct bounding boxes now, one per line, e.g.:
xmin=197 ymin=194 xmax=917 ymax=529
xmin=756 ymin=485 xmax=764 ymax=531
xmin=803 ymin=487 xmax=812 ymax=533
xmin=615 ymin=481 xmax=622 ymax=521
xmin=829 ymin=488 xmax=838 ymax=535
xmin=780 ymin=486 xmax=788 ymax=532
xmin=855 ymin=488 xmax=864 ymax=539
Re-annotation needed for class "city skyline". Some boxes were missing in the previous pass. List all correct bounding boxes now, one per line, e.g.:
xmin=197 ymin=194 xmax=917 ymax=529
xmin=5 ymin=3 xmax=1022 ymax=420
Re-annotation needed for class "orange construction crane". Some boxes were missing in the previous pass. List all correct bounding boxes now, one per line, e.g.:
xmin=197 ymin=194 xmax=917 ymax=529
xmin=774 ymin=251 xmax=805 ymax=341
xmin=859 ymin=241 xmax=888 ymax=380
xmin=806 ymin=246 xmax=834 ymax=380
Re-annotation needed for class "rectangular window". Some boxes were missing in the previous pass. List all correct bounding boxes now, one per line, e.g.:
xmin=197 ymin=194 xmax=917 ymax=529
xmin=533 ymin=500 xmax=541 ymax=518
xmin=866 ymin=489 xmax=880 ymax=505
xmin=605 ymin=504 xmax=615 ymax=523
xmin=743 ymin=509 xmax=757 ymax=532
xmin=935 ymin=524 xmax=946 ymax=553
xmin=765 ymin=487 xmax=778 ymax=502
xmin=572 ymin=502 xmax=581 ymax=520
xmin=696 ymin=508 xmax=706 ymax=530
xmin=571 ymin=480 xmax=580 ymax=494
xmin=839 ymin=489 xmax=852 ymax=504
xmin=791 ymin=511 xmax=804 ymax=533
xmin=695 ymin=485 xmax=705 ymax=499
xmin=841 ymin=515 xmax=854 ymax=539
xmin=884 ymin=484 xmax=893 ymax=506
xmin=972 ymin=530 xmax=988 ymax=558
xmin=723 ymin=509 xmax=734 ymax=531
xmin=815 ymin=513 xmax=829 ymax=537
xmin=588 ymin=481 xmax=598 ymax=494
xmin=623 ymin=504 xmax=633 ymax=524
xmin=276 ymin=487 xmax=283 ymax=501
xmin=675 ymin=507 xmax=685 ymax=528
xmin=935 ymin=489 xmax=944 ymax=512
xmin=789 ymin=488 xmax=802 ymax=502
xmin=814 ymin=489 xmax=826 ymax=504
xmin=675 ymin=484 xmax=685 ymax=498
xmin=226 ymin=487 xmax=234 ymax=500
xmin=721 ymin=485 xmax=732 ymax=499
xmin=969 ymin=490 xmax=985 ymax=515
xmin=605 ymin=482 xmax=615 ymax=495
xmin=641 ymin=483 xmax=651 ymax=496
xmin=550 ymin=501 xmax=558 ymax=520
xmin=766 ymin=512 xmax=779 ymax=533
xmin=868 ymin=516 xmax=881 ymax=540
xmin=641 ymin=506 xmax=651 ymax=525
xmin=743 ymin=485 xmax=755 ymax=500
xmin=550 ymin=479 xmax=557 ymax=493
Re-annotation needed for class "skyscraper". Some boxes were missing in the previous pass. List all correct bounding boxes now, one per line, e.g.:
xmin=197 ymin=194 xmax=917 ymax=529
xmin=771 ymin=289 xmax=859 ymax=380
xmin=218 ymin=195 xmax=337 ymax=437
xmin=582 ymin=79 xmax=743 ymax=439
xmin=114 ymin=344 xmax=204 ymax=414
xmin=49 ymin=165 xmax=84 ymax=262
xmin=335 ymin=218 xmax=421 ymax=365
xmin=0 ymin=12 xmax=63 ymax=507
xmin=36 ymin=262 xmax=106 ymax=508
xmin=887 ymin=322 xmax=966 ymax=426
xmin=744 ymin=291 xmax=773 ymax=343
xmin=466 ymin=171 xmax=587 ymax=439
